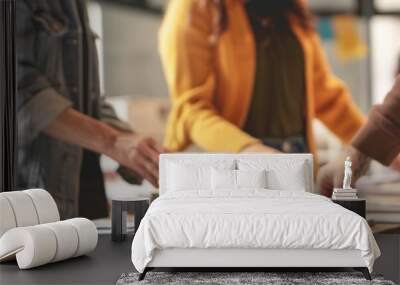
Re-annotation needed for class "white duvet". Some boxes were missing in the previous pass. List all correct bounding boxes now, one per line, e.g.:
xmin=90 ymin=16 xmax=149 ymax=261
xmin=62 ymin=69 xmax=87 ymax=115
xmin=131 ymin=190 xmax=380 ymax=273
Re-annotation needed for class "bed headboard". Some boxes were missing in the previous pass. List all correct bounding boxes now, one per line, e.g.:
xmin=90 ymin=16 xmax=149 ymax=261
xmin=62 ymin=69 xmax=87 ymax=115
xmin=159 ymin=153 xmax=314 ymax=195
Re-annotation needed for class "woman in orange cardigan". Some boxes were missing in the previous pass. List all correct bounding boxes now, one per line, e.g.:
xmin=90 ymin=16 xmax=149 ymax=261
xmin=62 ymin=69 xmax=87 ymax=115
xmin=159 ymin=0 xmax=365 ymax=157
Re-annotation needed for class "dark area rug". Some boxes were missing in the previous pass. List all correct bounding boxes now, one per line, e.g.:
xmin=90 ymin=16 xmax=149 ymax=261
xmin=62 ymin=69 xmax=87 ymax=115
xmin=117 ymin=272 xmax=395 ymax=285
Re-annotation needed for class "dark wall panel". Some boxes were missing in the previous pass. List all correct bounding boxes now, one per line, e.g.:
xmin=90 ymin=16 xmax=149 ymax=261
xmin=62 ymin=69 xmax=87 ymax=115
xmin=0 ymin=0 xmax=16 ymax=192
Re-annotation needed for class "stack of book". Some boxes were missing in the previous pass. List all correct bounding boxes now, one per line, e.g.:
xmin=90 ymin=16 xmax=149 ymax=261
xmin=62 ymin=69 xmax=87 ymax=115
xmin=332 ymin=188 xmax=358 ymax=200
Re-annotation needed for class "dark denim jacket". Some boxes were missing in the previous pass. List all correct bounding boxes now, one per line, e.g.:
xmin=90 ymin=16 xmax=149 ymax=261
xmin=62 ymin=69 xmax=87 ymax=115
xmin=16 ymin=0 xmax=137 ymax=219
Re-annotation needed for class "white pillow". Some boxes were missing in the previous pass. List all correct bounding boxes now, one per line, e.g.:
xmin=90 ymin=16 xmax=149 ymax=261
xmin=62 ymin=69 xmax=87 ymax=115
xmin=268 ymin=168 xmax=306 ymax=191
xmin=167 ymin=163 xmax=210 ymax=191
xmin=211 ymin=169 xmax=268 ymax=190
xmin=167 ymin=160 xmax=235 ymax=192
xmin=238 ymin=159 xmax=307 ymax=191
xmin=211 ymin=168 xmax=236 ymax=190
xmin=236 ymin=169 xmax=267 ymax=189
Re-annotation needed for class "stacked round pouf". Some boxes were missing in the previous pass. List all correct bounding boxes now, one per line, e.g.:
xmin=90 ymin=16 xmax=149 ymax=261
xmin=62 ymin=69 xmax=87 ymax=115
xmin=0 ymin=189 xmax=98 ymax=269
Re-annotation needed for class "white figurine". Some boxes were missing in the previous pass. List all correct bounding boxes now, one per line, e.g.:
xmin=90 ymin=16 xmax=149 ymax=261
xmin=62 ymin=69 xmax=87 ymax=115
xmin=342 ymin=156 xmax=352 ymax=190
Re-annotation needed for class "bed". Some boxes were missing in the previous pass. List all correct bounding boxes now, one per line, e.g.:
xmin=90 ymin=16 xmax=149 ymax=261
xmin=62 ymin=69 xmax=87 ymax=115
xmin=131 ymin=154 xmax=380 ymax=280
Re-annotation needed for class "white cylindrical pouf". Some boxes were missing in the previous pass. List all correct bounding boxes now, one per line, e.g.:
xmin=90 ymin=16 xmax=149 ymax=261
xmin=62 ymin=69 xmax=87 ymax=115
xmin=0 ymin=219 xmax=97 ymax=269
xmin=1 ymin=192 xmax=39 ymax=227
xmin=23 ymin=189 xmax=60 ymax=224
xmin=66 ymin=218 xmax=98 ymax=257
xmin=0 ymin=226 xmax=57 ymax=269
xmin=0 ymin=196 xmax=17 ymax=237
xmin=43 ymin=221 xmax=79 ymax=262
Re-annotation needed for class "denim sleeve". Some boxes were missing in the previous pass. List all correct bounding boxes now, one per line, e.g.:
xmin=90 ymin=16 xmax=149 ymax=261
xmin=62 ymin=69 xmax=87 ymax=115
xmin=16 ymin=0 xmax=72 ymax=145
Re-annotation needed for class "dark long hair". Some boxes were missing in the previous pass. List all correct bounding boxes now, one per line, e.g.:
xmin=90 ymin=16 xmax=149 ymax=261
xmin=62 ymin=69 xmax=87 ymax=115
xmin=203 ymin=0 xmax=314 ymax=42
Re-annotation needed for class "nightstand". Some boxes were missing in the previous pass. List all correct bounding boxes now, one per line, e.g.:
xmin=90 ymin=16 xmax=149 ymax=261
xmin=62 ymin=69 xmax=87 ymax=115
xmin=111 ymin=198 xmax=150 ymax=242
xmin=332 ymin=199 xmax=366 ymax=218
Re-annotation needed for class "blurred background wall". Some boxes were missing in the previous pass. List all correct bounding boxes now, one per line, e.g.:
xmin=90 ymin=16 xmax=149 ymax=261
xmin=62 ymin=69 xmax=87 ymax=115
xmin=97 ymin=0 xmax=400 ymax=110
xmin=102 ymin=4 xmax=168 ymax=99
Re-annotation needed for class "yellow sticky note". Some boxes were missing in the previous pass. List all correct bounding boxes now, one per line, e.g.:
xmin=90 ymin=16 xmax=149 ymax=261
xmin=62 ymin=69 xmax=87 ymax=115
xmin=332 ymin=15 xmax=367 ymax=61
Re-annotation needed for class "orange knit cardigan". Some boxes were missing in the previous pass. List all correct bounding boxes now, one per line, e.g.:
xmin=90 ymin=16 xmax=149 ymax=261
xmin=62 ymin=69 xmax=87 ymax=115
xmin=159 ymin=0 xmax=365 ymax=156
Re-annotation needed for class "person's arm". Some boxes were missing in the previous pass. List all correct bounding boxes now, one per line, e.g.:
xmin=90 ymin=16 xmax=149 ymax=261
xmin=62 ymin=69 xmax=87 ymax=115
xmin=17 ymin=1 xmax=162 ymax=187
xmin=352 ymin=75 xmax=400 ymax=165
xmin=311 ymin=33 xmax=365 ymax=143
xmin=44 ymin=108 xmax=162 ymax=187
xmin=317 ymin=76 xmax=400 ymax=196
xmin=160 ymin=0 xmax=275 ymax=153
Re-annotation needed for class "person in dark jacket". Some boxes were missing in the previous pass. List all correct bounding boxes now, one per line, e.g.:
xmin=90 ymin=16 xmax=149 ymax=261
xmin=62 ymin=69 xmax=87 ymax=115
xmin=16 ymin=0 xmax=164 ymax=219
xmin=318 ymin=74 xmax=400 ymax=196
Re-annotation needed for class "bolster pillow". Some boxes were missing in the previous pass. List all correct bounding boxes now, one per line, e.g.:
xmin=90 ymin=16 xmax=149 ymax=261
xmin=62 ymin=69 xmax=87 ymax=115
xmin=0 ymin=218 xmax=98 ymax=269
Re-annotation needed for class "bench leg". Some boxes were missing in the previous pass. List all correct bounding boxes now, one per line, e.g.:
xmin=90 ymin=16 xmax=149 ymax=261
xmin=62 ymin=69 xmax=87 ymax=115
xmin=354 ymin=267 xmax=371 ymax=280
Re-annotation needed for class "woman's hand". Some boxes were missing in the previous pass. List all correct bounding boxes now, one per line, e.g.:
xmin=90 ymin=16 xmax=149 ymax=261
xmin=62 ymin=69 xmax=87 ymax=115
xmin=241 ymin=143 xmax=280 ymax=153
xmin=390 ymin=154 xmax=400 ymax=172
xmin=317 ymin=146 xmax=371 ymax=197
xmin=317 ymin=159 xmax=343 ymax=197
